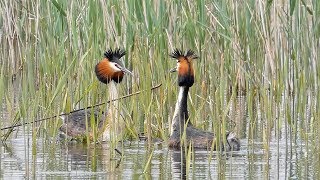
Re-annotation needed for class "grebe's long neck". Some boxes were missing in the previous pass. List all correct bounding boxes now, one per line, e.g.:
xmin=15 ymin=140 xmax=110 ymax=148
xmin=108 ymin=81 xmax=119 ymax=102
xmin=177 ymin=86 xmax=189 ymax=119
xmin=170 ymin=86 xmax=191 ymax=135
xmin=107 ymin=80 xmax=119 ymax=121
xmin=107 ymin=81 xmax=119 ymax=118
xmin=102 ymin=81 xmax=122 ymax=141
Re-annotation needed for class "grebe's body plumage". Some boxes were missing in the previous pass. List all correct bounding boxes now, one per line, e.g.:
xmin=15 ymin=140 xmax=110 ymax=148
xmin=59 ymin=108 xmax=106 ymax=140
xmin=168 ymin=49 xmax=240 ymax=151
xmin=60 ymin=48 xmax=130 ymax=142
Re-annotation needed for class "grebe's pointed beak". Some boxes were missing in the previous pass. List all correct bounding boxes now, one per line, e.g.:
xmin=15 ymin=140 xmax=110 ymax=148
xmin=120 ymin=66 xmax=133 ymax=76
xmin=114 ymin=63 xmax=133 ymax=75
xmin=170 ymin=67 xmax=177 ymax=73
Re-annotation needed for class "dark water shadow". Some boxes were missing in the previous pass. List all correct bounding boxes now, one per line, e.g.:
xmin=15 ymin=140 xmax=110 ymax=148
xmin=171 ymin=149 xmax=187 ymax=179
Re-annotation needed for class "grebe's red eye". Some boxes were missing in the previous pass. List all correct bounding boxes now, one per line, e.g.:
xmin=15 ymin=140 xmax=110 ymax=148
xmin=114 ymin=63 xmax=133 ymax=75
xmin=114 ymin=63 xmax=121 ymax=69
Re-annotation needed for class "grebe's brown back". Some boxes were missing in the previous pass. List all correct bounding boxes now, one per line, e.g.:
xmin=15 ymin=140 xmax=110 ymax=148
xmin=168 ymin=49 xmax=240 ymax=151
xmin=59 ymin=48 xmax=131 ymax=142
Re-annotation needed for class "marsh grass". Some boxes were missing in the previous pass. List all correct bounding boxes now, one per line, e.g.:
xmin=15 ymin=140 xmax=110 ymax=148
xmin=1 ymin=0 xmax=319 ymax=178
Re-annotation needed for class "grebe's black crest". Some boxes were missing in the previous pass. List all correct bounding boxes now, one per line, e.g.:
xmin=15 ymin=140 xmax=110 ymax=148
xmin=185 ymin=49 xmax=198 ymax=59
xmin=104 ymin=48 xmax=126 ymax=61
xmin=170 ymin=49 xmax=198 ymax=60
xmin=170 ymin=49 xmax=183 ymax=59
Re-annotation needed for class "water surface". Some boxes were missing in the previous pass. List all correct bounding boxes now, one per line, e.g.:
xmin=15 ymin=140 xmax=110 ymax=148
xmin=1 ymin=96 xmax=314 ymax=179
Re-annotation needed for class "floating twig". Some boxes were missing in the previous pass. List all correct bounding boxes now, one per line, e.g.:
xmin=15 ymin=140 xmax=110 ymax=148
xmin=1 ymin=83 xmax=162 ymax=131
xmin=114 ymin=148 xmax=122 ymax=156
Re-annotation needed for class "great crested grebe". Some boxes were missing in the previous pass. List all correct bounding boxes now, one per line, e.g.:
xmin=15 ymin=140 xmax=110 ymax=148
xmin=168 ymin=49 xmax=240 ymax=151
xmin=60 ymin=48 xmax=131 ymax=142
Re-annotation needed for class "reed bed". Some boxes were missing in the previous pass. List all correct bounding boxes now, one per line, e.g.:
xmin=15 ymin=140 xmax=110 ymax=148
xmin=0 ymin=0 xmax=319 ymax=178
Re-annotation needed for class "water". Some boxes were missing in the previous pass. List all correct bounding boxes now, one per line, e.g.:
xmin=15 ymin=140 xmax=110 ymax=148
xmin=0 ymin=127 xmax=314 ymax=179
xmin=1 ymin=94 xmax=316 ymax=179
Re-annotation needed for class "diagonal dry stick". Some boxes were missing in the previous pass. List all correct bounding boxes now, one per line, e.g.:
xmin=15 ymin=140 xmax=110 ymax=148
xmin=1 ymin=83 xmax=162 ymax=131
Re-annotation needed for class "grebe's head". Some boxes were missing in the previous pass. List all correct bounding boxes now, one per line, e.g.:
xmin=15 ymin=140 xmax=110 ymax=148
xmin=170 ymin=49 xmax=198 ymax=87
xmin=95 ymin=48 xmax=132 ymax=84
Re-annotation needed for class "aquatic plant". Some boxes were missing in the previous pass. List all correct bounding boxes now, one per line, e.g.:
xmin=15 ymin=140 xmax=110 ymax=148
xmin=0 ymin=0 xmax=319 ymax=178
